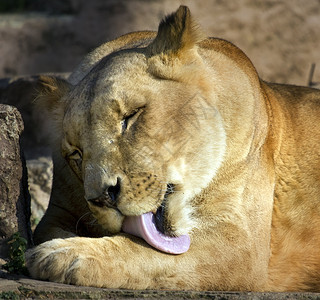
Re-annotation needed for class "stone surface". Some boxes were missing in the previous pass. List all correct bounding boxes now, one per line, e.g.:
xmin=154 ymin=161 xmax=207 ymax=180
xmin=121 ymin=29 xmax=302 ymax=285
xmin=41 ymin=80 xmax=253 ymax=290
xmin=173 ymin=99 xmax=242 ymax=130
xmin=0 ymin=75 xmax=59 ymax=232
xmin=27 ymin=157 xmax=52 ymax=229
xmin=0 ymin=270 xmax=320 ymax=300
xmin=0 ymin=104 xmax=32 ymax=258
xmin=1 ymin=267 xmax=320 ymax=300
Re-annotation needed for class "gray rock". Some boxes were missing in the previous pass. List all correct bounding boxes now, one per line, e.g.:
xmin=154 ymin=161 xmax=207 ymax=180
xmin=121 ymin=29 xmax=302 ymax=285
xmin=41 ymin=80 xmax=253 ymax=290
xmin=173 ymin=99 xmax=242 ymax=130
xmin=27 ymin=157 xmax=52 ymax=229
xmin=0 ymin=75 xmax=60 ymax=238
xmin=0 ymin=104 xmax=32 ymax=259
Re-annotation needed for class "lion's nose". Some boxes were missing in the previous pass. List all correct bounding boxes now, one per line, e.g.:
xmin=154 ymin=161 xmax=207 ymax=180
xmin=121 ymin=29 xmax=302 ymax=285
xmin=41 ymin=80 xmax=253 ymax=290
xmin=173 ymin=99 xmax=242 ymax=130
xmin=87 ymin=177 xmax=121 ymax=209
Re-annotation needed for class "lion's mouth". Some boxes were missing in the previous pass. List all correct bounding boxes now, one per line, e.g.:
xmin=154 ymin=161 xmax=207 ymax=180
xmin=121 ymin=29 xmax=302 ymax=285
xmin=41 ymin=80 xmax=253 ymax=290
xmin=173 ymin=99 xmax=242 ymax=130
xmin=121 ymin=184 xmax=190 ymax=254
xmin=154 ymin=183 xmax=174 ymax=235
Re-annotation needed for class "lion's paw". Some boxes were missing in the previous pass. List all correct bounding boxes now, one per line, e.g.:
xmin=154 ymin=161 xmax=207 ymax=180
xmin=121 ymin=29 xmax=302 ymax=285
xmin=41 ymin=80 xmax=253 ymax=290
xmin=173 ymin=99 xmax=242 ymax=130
xmin=26 ymin=238 xmax=107 ymax=287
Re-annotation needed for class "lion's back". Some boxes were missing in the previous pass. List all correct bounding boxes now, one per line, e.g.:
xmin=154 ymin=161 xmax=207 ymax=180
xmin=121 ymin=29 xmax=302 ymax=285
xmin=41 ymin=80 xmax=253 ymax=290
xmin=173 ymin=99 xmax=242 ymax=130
xmin=262 ymin=81 xmax=320 ymax=291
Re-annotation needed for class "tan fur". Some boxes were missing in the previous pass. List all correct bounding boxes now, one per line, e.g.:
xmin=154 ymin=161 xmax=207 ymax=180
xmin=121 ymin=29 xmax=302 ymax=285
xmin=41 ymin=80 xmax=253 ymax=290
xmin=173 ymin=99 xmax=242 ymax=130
xmin=26 ymin=6 xmax=320 ymax=291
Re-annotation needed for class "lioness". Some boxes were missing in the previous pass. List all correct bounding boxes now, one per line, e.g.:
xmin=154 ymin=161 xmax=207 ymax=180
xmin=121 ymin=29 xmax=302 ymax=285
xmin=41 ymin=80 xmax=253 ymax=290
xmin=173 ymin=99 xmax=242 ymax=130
xmin=26 ymin=6 xmax=320 ymax=292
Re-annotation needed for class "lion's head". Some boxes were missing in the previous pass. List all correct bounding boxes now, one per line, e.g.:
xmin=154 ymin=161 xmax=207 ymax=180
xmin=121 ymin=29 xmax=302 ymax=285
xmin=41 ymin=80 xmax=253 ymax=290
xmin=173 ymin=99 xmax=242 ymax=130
xmin=39 ymin=7 xmax=227 ymax=246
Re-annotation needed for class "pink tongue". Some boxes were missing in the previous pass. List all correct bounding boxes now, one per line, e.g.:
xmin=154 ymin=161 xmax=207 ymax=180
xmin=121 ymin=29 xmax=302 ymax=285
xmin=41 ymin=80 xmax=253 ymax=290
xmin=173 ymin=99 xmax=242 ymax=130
xmin=122 ymin=212 xmax=190 ymax=254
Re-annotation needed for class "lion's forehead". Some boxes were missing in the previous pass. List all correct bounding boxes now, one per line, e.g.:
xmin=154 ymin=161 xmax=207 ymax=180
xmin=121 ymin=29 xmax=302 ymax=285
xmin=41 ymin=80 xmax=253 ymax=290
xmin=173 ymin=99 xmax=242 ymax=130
xmin=91 ymin=50 xmax=149 ymax=88
xmin=64 ymin=60 xmax=150 ymax=122
xmin=67 ymin=54 xmax=157 ymax=116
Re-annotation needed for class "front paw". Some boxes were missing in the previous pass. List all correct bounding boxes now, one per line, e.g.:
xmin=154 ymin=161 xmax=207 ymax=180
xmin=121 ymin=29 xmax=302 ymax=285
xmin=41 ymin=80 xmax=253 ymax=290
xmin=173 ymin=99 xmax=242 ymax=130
xmin=26 ymin=237 xmax=107 ymax=287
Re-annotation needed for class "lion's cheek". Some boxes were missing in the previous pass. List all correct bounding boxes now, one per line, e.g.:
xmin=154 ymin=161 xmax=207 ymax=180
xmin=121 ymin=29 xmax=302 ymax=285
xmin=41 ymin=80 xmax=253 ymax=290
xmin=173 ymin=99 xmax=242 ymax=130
xmin=88 ymin=203 xmax=124 ymax=234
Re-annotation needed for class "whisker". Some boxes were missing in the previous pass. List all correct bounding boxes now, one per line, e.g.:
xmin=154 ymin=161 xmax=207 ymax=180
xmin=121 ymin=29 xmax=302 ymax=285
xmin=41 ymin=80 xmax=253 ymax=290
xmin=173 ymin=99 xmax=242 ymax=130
xmin=75 ymin=211 xmax=92 ymax=234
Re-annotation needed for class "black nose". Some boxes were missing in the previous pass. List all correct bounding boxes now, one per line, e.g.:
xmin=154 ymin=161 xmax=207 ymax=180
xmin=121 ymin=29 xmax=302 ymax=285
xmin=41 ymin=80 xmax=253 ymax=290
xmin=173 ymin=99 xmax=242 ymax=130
xmin=88 ymin=178 xmax=121 ymax=208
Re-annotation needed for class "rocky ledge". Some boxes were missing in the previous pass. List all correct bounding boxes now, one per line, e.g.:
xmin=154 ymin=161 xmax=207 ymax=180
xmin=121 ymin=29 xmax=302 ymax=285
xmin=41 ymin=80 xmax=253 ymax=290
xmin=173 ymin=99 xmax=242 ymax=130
xmin=1 ymin=269 xmax=320 ymax=300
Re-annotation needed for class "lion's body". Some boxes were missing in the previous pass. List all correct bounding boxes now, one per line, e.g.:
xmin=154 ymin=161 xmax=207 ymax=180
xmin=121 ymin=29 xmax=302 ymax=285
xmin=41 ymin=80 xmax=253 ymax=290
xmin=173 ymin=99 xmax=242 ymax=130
xmin=27 ymin=7 xmax=320 ymax=292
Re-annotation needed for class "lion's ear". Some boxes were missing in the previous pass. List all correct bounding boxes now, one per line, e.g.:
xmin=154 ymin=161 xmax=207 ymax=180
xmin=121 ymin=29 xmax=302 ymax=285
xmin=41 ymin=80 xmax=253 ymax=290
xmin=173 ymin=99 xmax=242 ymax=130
xmin=36 ymin=75 xmax=71 ymax=120
xmin=148 ymin=5 xmax=204 ymax=57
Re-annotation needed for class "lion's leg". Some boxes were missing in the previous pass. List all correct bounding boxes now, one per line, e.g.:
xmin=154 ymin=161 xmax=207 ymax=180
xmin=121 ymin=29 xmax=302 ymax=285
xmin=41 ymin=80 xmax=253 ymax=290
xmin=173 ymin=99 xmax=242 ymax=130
xmin=26 ymin=235 xmax=197 ymax=289
xmin=26 ymin=225 xmax=267 ymax=290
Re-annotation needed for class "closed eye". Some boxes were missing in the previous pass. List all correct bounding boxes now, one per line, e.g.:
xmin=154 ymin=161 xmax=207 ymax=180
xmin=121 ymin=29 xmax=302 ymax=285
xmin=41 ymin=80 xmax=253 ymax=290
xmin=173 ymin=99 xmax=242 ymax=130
xmin=68 ymin=149 xmax=82 ymax=167
xmin=67 ymin=149 xmax=83 ymax=179
xmin=69 ymin=150 xmax=82 ymax=161
xmin=121 ymin=107 xmax=144 ymax=133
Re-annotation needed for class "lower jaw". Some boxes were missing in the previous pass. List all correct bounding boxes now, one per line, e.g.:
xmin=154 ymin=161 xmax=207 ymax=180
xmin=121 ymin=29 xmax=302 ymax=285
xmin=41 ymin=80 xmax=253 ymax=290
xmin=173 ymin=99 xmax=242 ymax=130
xmin=89 ymin=204 xmax=124 ymax=234
xmin=96 ymin=183 xmax=176 ymax=235
xmin=157 ymin=183 xmax=176 ymax=234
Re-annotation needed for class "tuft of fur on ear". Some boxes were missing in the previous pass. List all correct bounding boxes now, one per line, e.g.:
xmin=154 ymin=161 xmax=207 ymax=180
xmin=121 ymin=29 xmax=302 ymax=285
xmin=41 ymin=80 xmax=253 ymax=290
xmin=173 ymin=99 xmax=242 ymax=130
xmin=36 ymin=75 xmax=70 ymax=115
xmin=147 ymin=5 xmax=204 ymax=57
xmin=34 ymin=76 xmax=71 ymax=142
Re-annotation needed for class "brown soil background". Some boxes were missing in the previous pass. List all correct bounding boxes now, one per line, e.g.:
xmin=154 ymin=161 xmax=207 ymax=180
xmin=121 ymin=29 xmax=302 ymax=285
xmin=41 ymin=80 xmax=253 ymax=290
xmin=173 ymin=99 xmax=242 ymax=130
xmin=0 ymin=0 xmax=320 ymax=87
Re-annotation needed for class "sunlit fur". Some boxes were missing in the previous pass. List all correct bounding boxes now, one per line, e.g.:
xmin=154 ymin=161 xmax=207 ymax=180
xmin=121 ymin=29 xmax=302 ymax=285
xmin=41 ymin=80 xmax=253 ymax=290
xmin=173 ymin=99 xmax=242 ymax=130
xmin=27 ymin=6 xmax=320 ymax=292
